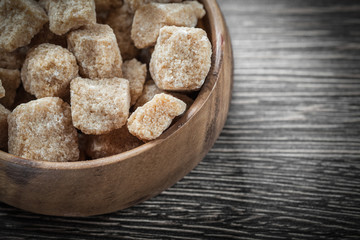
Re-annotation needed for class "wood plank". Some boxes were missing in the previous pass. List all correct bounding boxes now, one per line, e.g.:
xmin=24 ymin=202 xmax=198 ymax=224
xmin=1 ymin=0 xmax=360 ymax=239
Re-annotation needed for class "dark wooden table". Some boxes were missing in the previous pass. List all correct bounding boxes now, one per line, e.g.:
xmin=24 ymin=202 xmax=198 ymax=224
xmin=1 ymin=0 xmax=360 ymax=239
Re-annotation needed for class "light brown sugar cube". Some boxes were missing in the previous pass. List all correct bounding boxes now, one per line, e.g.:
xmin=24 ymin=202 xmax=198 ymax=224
xmin=0 ymin=68 xmax=21 ymax=109
xmin=150 ymin=26 xmax=212 ymax=91
xmin=86 ymin=126 xmax=143 ymax=159
xmin=48 ymin=0 xmax=96 ymax=35
xmin=68 ymin=24 xmax=123 ymax=79
xmin=128 ymin=93 xmax=186 ymax=141
xmin=21 ymin=43 xmax=79 ymax=99
xmin=0 ymin=49 xmax=25 ymax=69
xmin=8 ymin=97 xmax=79 ymax=162
xmin=106 ymin=5 xmax=139 ymax=60
xmin=95 ymin=0 xmax=123 ymax=11
xmin=124 ymin=0 xmax=183 ymax=13
xmin=0 ymin=0 xmax=48 ymax=52
xmin=122 ymin=59 xmax=147 ymax=106
xmin=0 ymin=80 xmax=4 ymax=99
xmin=133 ymin=80 xmax=194 ymax=112
xmin=70 ymin=77 xmax=130 ymax=135
xmin=131 ymin=1 xmax=205 ymax=48
xmin=133 ymin=79 xmax=165 ymax=109
xmin=0 ymin=104 xmax=10 ymax=150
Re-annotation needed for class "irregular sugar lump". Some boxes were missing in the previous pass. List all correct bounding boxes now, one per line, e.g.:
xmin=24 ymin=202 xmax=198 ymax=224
xmin=0 ymin=0 xmax=48 ymax=52
xmin=124 ymin=0 xmax=183 ymax=13
xmin=0 ymin=49 xmax=25 ymax=69
xmin=128 ymin=93 xmax=186 ymax=141
xmin=133 ymin=79 xmax=194 ymax=110
xmin=7 ymin=97 xmax=79 ymax=162
xmin=67 ymin=24 xmax=123 ymax=79
xmin=105 ymin=4 xmax=139 ymax=60
xmin=122 ymin=59 xmax=147 ymax=106
xmin=86 ymin=126 xmax=143 ymax=159
xmin=0 ymin=68 xmax=21 ymax=109
xmin=131 ymin=1 xmax=205 ymax=48
xmin=48 ymin=0 xmax=96 ymax=35
xmin=21 ymin=43 xmax=79 ymax=99
xmin=150 ymin=26 xmax=212 ymax=91
xmin=70 ymin=77 xmax=130 ymax=135
xmin=133 ymin=79 xmax=165 ymax=110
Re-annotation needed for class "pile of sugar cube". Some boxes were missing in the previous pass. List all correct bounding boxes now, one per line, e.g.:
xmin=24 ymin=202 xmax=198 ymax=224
xmin=0 ymin=0 xmax=212 ymax=162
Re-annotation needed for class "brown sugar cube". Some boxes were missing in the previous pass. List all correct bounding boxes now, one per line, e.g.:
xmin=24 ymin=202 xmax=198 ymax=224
xmin=48 ymin=0 xmax=96 ymax=35
xmin=68 ymin=24 xmax=123 ymax=79
xmin=128 ymin=93 xmax=186 ymax=141
xmin=106 ymin=5 xmax=139 ymax=60
xmin=0 ymin=68 xmax=21 ymax=109
xmin=131 ymin=1 xmax=205 ymax=48
xmin=0 ymin=49 xmax=25 ymax=69
xmin=86 ymin=126 xmax=143 ymax=159
xmin=21 ymin=43 xmax=79 ymax=99
xmin=70 ymin=77 xmax=130 ymax=135
xmin=133 ymin=80 xmax=193 ymax=112
xmin=124 ymin=0 xmax=183 ymax=13
xmin=150 ymin=26 xmax=212 ymax=91
xmin=0 ymin=0 xmax=48 ymax=52
xmin=133 ymin=79 xmax=165 ymax=109
xmin=8 ymin=97 xmax=79 ymax=162
xmin=0 ymin=80 xmax=4 ymax=99
xmin=0 ymin=104 xmax=10 ymax=150
xmin=95 ymin=0 xmax=123 ymax=11
xmin=122 ymin=59 xmax=147 ymax=106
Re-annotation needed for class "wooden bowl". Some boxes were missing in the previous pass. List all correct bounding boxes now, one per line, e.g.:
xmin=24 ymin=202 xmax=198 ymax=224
xmin=0 ymin=0 xmax=233 ymax=216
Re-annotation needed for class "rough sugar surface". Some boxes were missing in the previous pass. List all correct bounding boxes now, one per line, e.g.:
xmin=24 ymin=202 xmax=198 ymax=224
xmin=0 ymin=0 xmax=48 ymax=52
xmin=68 ymin=24 xmax=123 ymax=79
xmin=21 ymin=43 xmax=79 ymax=99
xmin=133 ymin=80 xmax=194 ymax=111
xmin=86 ymin=126 xmax=143 ymax=159
xmin=131 ymin=1 xmax=205 ymax=48
xmin=106 ymin=5 xmax=138 ymax=60
xmin=95 ymin=0 xmax=123 ymax=11
xmin=0 ymin=49 xmax=25 ymax=69
xmin=0 ymin=68 xmax=21 ymax=108
xmin=150 ymin=26 xmax=212 ymax=91
xmin=0 ymin=104 xmax=10 ymax=150
xmin=122 ymin=59 xmax=147 ymax=106
xmin=8 ymin=97 xmax=79 ymax=162
xmin=124 ymin=0 xmax=183 ymax=13
xmin=71 ymin=77 xmax=130 ymax=135
xmin=48 ymin=0 xmax=96 ymax=35
xmin=128 ymin=93 xmax=186 ymax=141
xmin=133 ymin=79 xmax=165 ymax=109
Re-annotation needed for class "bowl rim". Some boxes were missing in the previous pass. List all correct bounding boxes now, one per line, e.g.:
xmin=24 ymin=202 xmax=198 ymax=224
xmin=0 ymin=0 xmax=224 ymax=170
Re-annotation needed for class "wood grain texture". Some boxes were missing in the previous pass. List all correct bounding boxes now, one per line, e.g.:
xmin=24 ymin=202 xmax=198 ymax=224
xmin=1 ymin=0 xmax=360 ymax=238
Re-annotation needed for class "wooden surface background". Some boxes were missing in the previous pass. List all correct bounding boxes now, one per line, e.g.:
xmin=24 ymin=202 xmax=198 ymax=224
xmin=1 ymin=0 xmax=360 ymax=239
